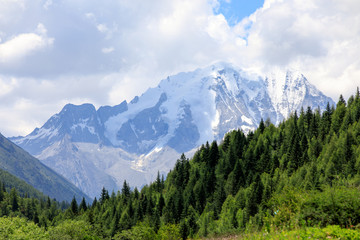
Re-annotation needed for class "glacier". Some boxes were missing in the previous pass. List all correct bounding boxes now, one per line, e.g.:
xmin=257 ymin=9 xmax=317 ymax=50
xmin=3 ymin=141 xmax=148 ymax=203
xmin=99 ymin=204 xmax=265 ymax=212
xmin=11 ymin=62 xmax=334 ymax=198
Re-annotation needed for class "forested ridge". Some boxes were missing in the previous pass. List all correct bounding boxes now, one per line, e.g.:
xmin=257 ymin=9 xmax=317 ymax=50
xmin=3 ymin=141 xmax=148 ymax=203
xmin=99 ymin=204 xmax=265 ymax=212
xmin=2 ymin=89 xmax=360 ymax=239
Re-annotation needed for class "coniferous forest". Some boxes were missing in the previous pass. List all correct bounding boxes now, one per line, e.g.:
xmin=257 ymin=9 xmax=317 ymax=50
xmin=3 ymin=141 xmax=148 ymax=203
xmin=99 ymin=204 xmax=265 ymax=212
xmin=2 ymin=89 xmax=360 ymax=239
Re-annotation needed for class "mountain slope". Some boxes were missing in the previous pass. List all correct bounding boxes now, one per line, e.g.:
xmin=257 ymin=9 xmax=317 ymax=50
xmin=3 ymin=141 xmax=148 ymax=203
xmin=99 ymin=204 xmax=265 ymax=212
xmin=0 ymin=168 xmax=46 ymax=199
xmin=11 ymin=62 xmax=334 ymax=198
xmin=0 ymin=133 xmax=90 ymax=202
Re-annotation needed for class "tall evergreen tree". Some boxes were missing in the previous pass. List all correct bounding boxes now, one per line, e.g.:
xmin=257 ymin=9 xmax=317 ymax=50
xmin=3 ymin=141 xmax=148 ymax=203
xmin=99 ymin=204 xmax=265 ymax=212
xmin=100 ymin=187 xmax=109 ymax=204
xmin=70 ymin=196 xmax=78 ymax=215
xmin=209 ymin=141 xmax=220 ymax=168
xmin=10 ymin=188 xmax=19 ymax=212
xmin=259 ymin=118 xmax=265 ymax=133
xmin=79 ymin=197 xmax=87 ymax=212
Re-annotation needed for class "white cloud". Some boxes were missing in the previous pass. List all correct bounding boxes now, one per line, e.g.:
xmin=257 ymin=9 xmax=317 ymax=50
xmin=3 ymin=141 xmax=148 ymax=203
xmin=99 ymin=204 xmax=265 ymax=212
xmin=102 ymin=47 xmax=115 ymax=54
xmin=0 ymin=23 xmax=53 ymax=63
xmin=97 ymin=24 xmax=108 ymax=33
xmin=0 ymin=76 xmax=18 ymax=97
xmin=0 ymin=73 xmax=115 ymax=136
xmin=35 ymin=23 xmax=48 ymax=35
xmin=240 ymin=0 xmax=360 ymax=99
xmin=0 ymin=32 xmax=52 ymax=62
xmin=0 ymin=0 xmax=360 ymax=136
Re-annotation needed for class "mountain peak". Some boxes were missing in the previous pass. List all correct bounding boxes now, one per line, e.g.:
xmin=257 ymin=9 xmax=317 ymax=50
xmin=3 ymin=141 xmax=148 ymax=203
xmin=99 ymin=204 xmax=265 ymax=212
xmin=10 ymin=63 xmax=335 ymax=197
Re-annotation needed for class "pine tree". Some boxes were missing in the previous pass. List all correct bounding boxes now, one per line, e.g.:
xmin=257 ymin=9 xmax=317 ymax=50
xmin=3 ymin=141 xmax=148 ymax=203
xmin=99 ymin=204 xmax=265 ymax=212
xmin=209 ymin=141 xmax=220 ymax=168
xmin=10 ymin=188 xmax=19 ymax=212
xmin=320 ymin=102 xmax=332 ymax=139
xmin=305 ymin=106 xmax=313 ymax=133
xmin=157 ymin=193 xmax=165 ymax=215
xmin=122 ymin=180 xmax=131 ymax=203
xmin=70 ymin=196 xmax=78 ymax=215
xmin=244 ymin=183 xmax=258 ymax=218
xmin=259 ymin=118 xmax=265 ymax=133
xmin=353 ymin=90 xmax=360 ymax=121
xmin=338 ymin=94 xmax=346 ymax=107
xmin=33 ymin=210 xmax=39 ymax=224
xmin=222 ymin=134 xmax=231 ymax=153
xmin=46 ymin=196 xmax=51 ymax=209
xmin=100 ymin=187 xmax=109 ymax=204
xmin=344 ymin=131 xmax=355 ymax=176
xmin=146 ymin=195 xmax=154 ymax=216
xmin=155 ymin=171 xmax=162 ymax=192
xmin=24 ymin=199 xmax=33 ymax=219
xmin=186 ymin=206 xmax=199 ymax=237
xmin=287 ymin=113 xmax=302 ymax=174
xmin=91 ymin=197 xmax=98 ymax=209
xmin=119 ymin=211 xmax=131 ymax=231
xmin=223 ymin=146 xmax=237 ymax=177
xmin=225 ymin=160 xmax=245 ymax=196
xmin=331 ymin=102 xmax=346 ymax=134
xmin=110 ymin=210 xmax=121 ymax=236
xmin=79 ymin=197 xmax=87 ymax=212
xmin=194 ymin=182 xmax=206 ymax=213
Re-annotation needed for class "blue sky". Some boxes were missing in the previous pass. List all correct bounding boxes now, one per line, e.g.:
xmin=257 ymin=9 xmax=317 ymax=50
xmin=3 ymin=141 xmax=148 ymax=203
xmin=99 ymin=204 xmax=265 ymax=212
xmin=216 ymin=0 xmax=264 ymax=26
xmin=0 ymin=0 xmax=359 ymax=137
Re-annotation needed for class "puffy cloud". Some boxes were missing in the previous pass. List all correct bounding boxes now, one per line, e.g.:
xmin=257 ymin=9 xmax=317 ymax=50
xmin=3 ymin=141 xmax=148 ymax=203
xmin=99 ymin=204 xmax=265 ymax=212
xmin=241 ymin=0 xmax=360 ymax=99
xmin=0 ymin=0 xmax=359 ymax=136
xmin=0 ymin=77 xmax=18 ymax=97
xmin=0 ymin=73 xmax=114 ymax=136
xmin=0 ymin=23 xmax=53 ymax=63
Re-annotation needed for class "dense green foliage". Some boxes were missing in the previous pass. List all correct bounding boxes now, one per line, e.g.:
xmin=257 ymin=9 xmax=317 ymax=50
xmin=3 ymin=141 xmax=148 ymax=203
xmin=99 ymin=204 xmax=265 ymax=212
xmin=0 ymin=133 xmax=90 ymax=202
xmin=2 ymin=89 xmax=360 ymax=239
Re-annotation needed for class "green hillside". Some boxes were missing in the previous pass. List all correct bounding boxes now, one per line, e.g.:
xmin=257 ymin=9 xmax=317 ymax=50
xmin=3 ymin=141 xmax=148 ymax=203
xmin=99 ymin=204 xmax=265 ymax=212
xmin=0 ymin=133 xmax=90 ymax=203
xmin=0 ymin=168 xmax=46 ymax=199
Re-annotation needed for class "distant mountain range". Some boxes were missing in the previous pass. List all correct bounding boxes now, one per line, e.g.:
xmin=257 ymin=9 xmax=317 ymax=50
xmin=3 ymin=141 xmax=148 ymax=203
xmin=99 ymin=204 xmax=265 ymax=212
xmin=11 ymin=62 xmax=334 ymax=198
xmin=0 ymin=133 xmax=90 ymax=202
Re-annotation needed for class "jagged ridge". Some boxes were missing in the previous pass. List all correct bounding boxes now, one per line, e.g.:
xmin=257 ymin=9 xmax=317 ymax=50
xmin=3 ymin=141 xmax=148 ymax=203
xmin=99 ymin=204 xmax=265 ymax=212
xmin=10 ymin=62 xmax=334 ymax=198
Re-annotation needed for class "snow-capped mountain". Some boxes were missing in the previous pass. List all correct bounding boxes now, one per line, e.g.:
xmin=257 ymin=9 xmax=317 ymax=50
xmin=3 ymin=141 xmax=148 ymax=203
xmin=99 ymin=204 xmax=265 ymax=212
xmin=11 ymin=62 xmax=334 ymax=198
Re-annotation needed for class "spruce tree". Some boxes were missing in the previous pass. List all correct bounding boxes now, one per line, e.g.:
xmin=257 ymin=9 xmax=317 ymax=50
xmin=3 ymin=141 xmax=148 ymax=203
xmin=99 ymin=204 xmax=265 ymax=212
xmin=122 ymin=180 xmax=131 ymax=201
xmin=79 ymin=197 xmax=87 ymax=212
xmin=157 ymin=193 xmax=165 ymax=215
xmin=259 ymin=118 xmax=265 ymax=133
xmin=10 ymin=188 xmax=19 ymax=212
xmin=70 ymin=196 xmax=78 ymax=215
xmin=91 ymin=197 xmax=98 ymax=209
xmin=209 ymin=141 xmax=220 ymax=168
xmin=100 ymin=187 xmax=109 ymax=204
xmin=155 ymin=171 xmax=162 ymax=192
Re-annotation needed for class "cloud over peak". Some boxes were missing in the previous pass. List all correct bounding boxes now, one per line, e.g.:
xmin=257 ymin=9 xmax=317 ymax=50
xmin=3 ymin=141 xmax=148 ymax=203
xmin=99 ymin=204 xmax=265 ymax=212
xmin=0 ymin=0 xmax=360 ymax=137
